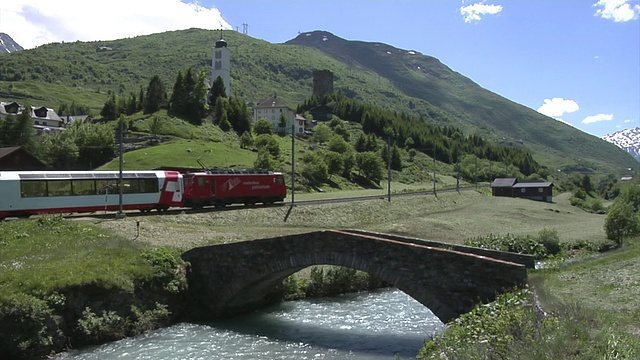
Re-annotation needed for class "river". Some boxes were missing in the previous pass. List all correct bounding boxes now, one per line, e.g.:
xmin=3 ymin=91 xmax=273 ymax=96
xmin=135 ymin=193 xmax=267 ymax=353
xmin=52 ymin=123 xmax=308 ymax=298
xmin=60 ymin=288 xmax=444 ymax=360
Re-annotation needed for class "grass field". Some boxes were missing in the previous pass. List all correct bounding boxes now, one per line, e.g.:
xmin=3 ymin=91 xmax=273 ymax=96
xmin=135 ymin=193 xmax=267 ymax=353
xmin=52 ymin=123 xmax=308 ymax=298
xmin=92 ymin=190 xmax=607 ymax=250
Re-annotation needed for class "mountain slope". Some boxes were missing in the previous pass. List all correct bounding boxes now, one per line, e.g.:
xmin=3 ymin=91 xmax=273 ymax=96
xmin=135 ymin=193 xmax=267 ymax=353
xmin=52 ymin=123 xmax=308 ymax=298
xmin=602 ymin=127 xmax=640 ymax=162
xmin=286 ymin=31 xmax=636 ymax=174
xmin=0 ymin=28 xmax=636 ymax=175
xmin=0 ymin=33 xmax=23 ymax=53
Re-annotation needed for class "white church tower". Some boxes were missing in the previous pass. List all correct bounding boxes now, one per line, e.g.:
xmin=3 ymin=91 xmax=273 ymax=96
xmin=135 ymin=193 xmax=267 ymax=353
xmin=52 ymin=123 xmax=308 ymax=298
xmin=211 ymin=33 xmax=231 ymax=95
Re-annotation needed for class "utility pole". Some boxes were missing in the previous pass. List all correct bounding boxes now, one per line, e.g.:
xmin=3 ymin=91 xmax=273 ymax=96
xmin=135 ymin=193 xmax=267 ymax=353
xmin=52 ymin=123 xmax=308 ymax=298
xmin=456 ymin=145 xmax=460 ymax=192
xmin=387 ymin=138 xmax=391 ymax=202
xmin=291 ymin=125 xmax=295 ymax=205
xmin=432 ymin=142 xmax=437 ymax=195
xmin=116 ymin=116 xmax=125 ymax=218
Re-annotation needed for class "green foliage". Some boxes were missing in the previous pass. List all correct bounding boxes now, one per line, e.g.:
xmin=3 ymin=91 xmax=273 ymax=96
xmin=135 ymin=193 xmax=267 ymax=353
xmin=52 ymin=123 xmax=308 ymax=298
xmin=537 ymin=228 xmax=561 ymax=256
xmin=311 ymin=123 xmax=332 ymax=144
xmin=253 ymin=119 xmax=273 ymax=135
xmin=465 ymin=234 xmax=548 ymax=259
xmin=0 ymin=293 xmax=54 ymax=360
xmin=254 ymin=134 xmax=281 ymax=159
xmin=169 ymin=67 xmax=207 ymax=124
xmin=253 ymin=147 xmax=278 ymax=171
xmin=417 ymin=287 xmax=640 ymax=359
xmin=239 ymin=130 xmax=254 ymax=149
xmin=209 ymin=75 xmax=227 ymax=105
xmin=0 ymin=28 xmax=634 ymax=175
xmin=604 ymin=200 xmax=639 ymax=245
xmin=302 ymin=151 xmax=328 ymax=185
xmin=77 ymin=307 xmax=127 ymax=344
xmin=141 ymin=247 xmax=187 ymax=294
xmin=0 ymin=111 xmax=36 ymax=152
xmin=355 ymin=151 xmax=385 ymax=183
xmin=143 ymin=75 xmax=168 ymax=114
xmin=130 ymin=303 xmax=170 ymax=333
xmin=418 ymin=289 xmax=534 ymax=360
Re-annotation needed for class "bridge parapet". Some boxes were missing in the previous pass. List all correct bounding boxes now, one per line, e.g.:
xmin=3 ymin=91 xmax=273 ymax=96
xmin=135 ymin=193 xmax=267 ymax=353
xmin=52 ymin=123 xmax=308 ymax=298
xmin=182 ymin=230 xmax=528 ymax=323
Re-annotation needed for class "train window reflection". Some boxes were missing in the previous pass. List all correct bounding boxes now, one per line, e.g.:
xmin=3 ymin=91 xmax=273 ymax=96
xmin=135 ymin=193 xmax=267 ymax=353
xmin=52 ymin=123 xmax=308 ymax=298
xmin=72 ymin=180 xmax=97 ymax=195
xmin=21 ymin=181 xmax=48 ymax=197
xmin=48 ymin=180 xmax=72 ymax=196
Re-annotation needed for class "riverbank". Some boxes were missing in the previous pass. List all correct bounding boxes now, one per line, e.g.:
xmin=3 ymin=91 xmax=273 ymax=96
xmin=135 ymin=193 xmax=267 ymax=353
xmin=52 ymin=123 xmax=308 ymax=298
xmin=1 ymin=191 xmax=634 ymax=358
xmin=417 ymin=237 xmax=640 ymax=359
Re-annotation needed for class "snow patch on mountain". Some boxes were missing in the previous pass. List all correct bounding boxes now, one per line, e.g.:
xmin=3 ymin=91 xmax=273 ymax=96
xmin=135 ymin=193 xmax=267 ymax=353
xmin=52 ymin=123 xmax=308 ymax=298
xmin=602 ymin=127 xmax=640 ymax=162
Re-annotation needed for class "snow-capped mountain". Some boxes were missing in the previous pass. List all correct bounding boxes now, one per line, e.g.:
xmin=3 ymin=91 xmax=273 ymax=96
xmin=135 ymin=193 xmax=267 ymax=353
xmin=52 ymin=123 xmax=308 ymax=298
xmin=0 ymin=33 xmax=23 ymax=53
xmin=602 ymin=127 xmax=640 ymax=162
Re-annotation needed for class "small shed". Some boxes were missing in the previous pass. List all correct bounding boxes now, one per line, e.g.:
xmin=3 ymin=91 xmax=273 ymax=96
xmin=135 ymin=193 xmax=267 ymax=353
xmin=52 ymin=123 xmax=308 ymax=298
xmin=0 ymin=146 xmax=48 ymax=171
xmin=491 ymin=178 xmax=553 ymax=203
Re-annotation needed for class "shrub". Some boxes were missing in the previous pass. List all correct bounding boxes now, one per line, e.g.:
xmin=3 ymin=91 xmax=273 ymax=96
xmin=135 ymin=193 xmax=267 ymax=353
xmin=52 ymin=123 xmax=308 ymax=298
xmin=465 ymin=234 xmax=547 ymax=259
xmin=0 ymin=294 xmax=55 ymax=359
xmin=76 ymin=307 xmax=127 ymax=344
xmin=537 ymin=228 xmax=561 ymax=256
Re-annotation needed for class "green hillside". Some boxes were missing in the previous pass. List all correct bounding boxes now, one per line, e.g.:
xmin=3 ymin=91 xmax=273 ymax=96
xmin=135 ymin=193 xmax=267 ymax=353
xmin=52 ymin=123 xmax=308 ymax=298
xmin=0 ymin=28 xmax=635 ymax=176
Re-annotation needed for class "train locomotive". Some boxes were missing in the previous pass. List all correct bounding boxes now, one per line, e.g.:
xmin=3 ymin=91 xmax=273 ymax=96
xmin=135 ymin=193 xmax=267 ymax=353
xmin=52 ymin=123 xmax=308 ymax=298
xmin=0 ymin=169 xmax=286 ymax=219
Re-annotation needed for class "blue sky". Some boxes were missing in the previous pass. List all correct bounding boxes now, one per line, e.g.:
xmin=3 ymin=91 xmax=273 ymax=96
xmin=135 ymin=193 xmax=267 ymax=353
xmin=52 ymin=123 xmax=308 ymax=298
xmin=2 ymin=1 xmax=638 ymax=137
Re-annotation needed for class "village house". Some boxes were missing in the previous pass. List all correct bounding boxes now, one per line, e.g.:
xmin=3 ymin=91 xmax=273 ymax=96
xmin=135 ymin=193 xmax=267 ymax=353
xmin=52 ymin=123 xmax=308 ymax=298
xmin=490 ymin=177 xmax=554 ymax=203
xmin=0 ymin=101 xmax=78 ymax=135
xmin=252 ymin=95 xmax=309 ymax=135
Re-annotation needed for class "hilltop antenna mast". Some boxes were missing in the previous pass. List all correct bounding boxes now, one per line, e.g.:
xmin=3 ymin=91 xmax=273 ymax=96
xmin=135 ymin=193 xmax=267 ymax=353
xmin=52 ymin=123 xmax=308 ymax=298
xmin=242 ymin=23 xmax=249 ymax=35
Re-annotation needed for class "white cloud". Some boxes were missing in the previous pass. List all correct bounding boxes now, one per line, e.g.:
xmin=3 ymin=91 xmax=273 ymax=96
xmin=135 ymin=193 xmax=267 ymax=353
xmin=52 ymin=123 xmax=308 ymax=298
xmin=582 ymin=113 xmax=614 ymax=124
xmin=554 ymin=118 xmax=574 ymax=127
xmin=593 ymin=0 xmax=640 ymax=22
xmin=624 ymin=119 xmax=634 ymax=123
xmin=537 ymin=98 xmax=580 ymax=118
xmin=460 ymin=2 xmax=503 ymax=23
xmin=2 ymin=1 xmax=232 ymax=49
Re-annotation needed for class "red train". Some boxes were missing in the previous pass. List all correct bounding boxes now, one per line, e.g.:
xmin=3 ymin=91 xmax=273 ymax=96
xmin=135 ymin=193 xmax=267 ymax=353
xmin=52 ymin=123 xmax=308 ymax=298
xmin=0 ymin=169 xmax=286 ymax=219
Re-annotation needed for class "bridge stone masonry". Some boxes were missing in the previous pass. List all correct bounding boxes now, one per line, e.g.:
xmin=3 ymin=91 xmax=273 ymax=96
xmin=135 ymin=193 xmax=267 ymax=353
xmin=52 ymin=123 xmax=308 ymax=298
xmin=181 ymin=230 xmax=533 ymax=323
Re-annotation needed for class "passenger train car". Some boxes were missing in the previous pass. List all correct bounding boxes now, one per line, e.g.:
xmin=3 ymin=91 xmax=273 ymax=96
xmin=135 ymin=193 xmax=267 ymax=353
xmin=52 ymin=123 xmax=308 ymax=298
xmin=0 ymin=170 xmax=183 ymax=218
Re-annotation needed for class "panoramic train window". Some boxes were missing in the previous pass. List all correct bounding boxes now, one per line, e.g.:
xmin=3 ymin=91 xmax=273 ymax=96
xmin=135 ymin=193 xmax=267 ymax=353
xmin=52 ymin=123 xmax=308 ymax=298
xmin=98 ymin=180 xmax=119 ymax=194
xmin=139 ymin=179 xmax=159 ymax=193
xmin=20 ymin=181 xmax=48 ymax=197
xmin=72 ymin=180 xmax=97 ymax=195
xmin=48 ymin=180 xmax=72 ymax=196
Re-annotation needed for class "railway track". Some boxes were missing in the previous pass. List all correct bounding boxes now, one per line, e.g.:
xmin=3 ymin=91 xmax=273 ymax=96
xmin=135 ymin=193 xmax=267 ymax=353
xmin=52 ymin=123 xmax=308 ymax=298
xmin=64 ymin=187 xmax=477 ymax=220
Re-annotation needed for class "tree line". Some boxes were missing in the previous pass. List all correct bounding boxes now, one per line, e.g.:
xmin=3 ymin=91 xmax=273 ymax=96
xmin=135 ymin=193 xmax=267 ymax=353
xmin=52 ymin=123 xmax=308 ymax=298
xmin=297 ymin=92 xmax=544 ymax=178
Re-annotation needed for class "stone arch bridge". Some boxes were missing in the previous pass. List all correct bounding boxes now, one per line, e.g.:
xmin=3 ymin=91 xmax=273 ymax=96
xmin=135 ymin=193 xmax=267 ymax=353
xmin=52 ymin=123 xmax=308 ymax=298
xmin=182 ymin=230 xmax=533 ymax=323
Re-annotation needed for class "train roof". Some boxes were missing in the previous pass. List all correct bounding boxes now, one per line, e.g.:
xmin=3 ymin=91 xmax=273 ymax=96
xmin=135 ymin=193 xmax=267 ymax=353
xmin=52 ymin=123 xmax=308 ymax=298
xmin=0 ymin=170 xmax=175 ymax=180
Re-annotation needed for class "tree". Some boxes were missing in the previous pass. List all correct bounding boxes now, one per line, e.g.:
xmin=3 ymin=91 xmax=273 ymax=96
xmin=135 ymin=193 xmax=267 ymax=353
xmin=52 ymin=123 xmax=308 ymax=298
xmin=254 ymin=147 xmax=277 ymax=171
xmin=169 ymin=70 xmax=186 ymax=115
xmin=254 ymin=134 xmax=281 ymax=159
xmin=277 ymin=113 xmax=287 ymax=136
xmin=227 ymin=97 xmax=252 ymax=135
xmin=253 ymin=119 xmax=273 ymax=135
xmin=239 ymin=131 xmax=254 ymax=149
xmin=302 ymin=152 xmax=328 ymax=185
xmin=144 ymin=75 xmax=167 ymax=114
xmin=323 ymin=151 xmax=344 ymax=178
xmin=209 ymin=75 xmax=227 ymax=105
xmin=100 ymin=93 xmax=118 ymax=120
xmin=311 ymin=123 xmax=332 ymax=144
xmin=604 ymin=200 xmax=639 ymax=245
xmin=356 ymin=151 xmax=384 ymax=183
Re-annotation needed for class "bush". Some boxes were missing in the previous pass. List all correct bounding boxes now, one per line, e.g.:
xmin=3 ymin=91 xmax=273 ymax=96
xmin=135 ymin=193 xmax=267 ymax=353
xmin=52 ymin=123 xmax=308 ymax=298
xmin=465 ymin=234 xmax=548 ymax=259
xmin=604 ymin=200 xmax=639 ymax=245
xmin=0 ymin=294 xmax=55 ymax=359
xmin=77 ymin=307 xmax=127 ymax=344
xmin=537 ymin=228 xmax=561 ymax=256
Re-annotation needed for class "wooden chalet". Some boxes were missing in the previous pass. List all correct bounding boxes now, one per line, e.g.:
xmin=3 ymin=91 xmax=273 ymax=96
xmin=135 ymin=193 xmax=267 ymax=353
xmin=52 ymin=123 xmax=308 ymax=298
xmin=490 ymin=177 xmax=553 ymax=203
xmin=0 ymin=146 xmax=48 ymax=171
